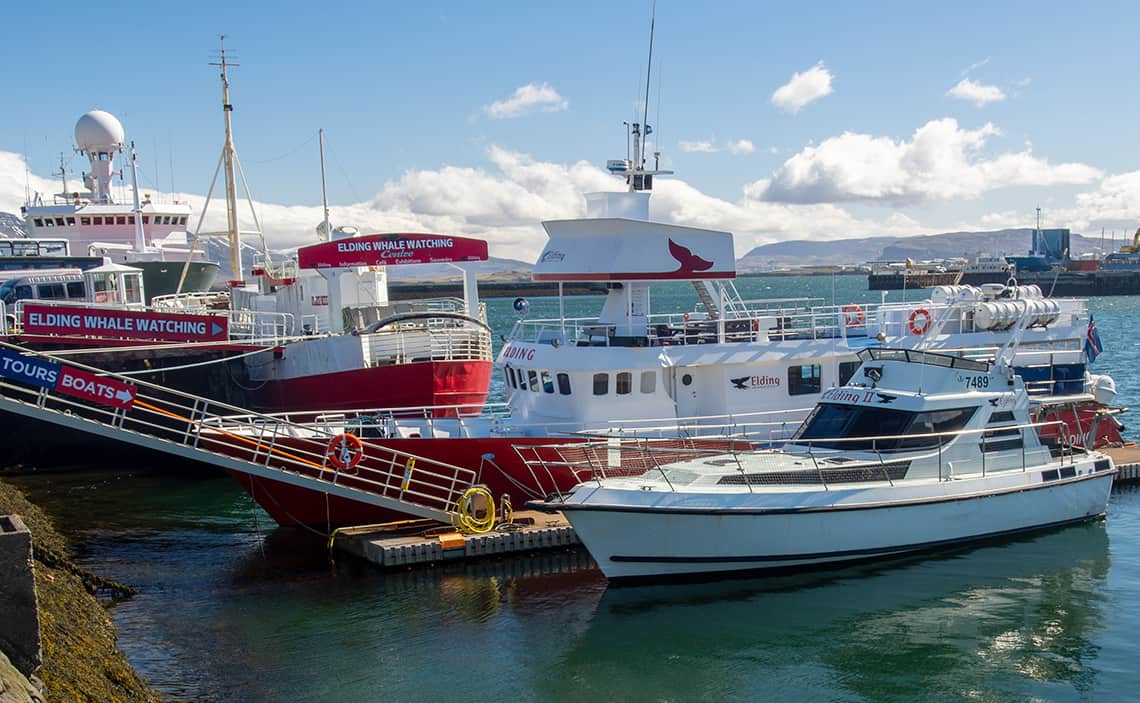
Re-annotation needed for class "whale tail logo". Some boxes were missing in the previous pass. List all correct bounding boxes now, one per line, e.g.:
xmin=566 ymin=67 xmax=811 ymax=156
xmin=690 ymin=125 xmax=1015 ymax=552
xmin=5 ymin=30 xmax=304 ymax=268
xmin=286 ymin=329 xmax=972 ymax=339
xmin=668 ymin=239 xmax=714 ymax=272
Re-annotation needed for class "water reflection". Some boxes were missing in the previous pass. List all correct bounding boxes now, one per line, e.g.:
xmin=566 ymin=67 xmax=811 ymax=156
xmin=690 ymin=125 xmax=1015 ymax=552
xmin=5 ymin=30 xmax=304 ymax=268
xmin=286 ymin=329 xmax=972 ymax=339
xmin=545 ymin=523 xmax=1110 ymax=702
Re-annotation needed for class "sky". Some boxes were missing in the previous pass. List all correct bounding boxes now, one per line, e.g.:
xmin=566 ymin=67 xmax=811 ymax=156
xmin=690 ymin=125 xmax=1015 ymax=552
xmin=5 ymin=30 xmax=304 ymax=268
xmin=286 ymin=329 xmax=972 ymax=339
xmin=1 ymin=0 xmax=1139 ymax=262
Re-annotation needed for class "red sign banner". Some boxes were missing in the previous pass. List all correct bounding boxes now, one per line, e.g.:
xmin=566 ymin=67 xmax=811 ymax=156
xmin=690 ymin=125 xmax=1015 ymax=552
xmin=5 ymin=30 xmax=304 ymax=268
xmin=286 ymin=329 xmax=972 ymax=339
xmin=297 ymin=233 xmax=489 ymax=269
xmin=22 ymin=304 xmax=229 ymax=343
xmin=56 ymin=366 xmax=136 ymax=409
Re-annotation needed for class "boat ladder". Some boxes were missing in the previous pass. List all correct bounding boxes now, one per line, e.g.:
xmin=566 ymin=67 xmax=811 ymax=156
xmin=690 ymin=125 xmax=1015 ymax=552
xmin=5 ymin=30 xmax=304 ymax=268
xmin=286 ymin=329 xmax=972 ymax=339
xmin=0 ymin=341 xmax=478 ymax=523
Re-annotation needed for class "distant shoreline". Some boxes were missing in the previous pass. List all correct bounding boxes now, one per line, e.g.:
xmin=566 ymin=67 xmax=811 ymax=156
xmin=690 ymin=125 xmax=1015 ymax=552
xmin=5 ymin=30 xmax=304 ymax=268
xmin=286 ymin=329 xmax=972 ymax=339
xmin=389 ymin=270 xmax=865 ymax=299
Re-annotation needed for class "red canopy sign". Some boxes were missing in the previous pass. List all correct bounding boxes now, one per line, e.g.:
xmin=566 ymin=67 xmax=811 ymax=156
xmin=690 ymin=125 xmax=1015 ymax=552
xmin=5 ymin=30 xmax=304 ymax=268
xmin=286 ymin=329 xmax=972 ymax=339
xmin=56 ymin=366 xmax=136 ymax=410
xmin=22 ymin=304 xmax=229 ymax=343
xmin=297 ymin=233 xmax=488 ymax=269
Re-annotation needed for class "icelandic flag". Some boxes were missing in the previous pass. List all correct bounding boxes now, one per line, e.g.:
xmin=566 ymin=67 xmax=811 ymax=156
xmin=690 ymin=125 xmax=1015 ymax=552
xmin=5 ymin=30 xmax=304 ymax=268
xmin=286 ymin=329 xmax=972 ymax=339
xmin=1085 ymin=315 xmax=1103 ymax=362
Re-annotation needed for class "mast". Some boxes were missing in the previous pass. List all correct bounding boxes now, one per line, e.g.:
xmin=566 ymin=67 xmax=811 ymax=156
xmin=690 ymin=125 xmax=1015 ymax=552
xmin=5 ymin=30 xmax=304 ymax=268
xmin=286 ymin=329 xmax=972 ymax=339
xmin=55 ymin=154 xmax=68 ymax=197
xmin=319 ymin=128 xmax=332 ymax=241
xmin=128 ymin=142 xmax=147 ymax=252
xmin=211 ymin=36 xmax=243 ymax=284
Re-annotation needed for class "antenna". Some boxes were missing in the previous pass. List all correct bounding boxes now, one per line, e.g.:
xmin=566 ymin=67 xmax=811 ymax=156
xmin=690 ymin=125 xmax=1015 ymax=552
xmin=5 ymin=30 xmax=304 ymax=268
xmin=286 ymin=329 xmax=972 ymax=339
xmin=209 ymin=34 xmax=244 ymax=284
xmin=641 ymin=1 xmax=656 ymax=166
xmin=318 ymin=128 xmax=332 ymax=242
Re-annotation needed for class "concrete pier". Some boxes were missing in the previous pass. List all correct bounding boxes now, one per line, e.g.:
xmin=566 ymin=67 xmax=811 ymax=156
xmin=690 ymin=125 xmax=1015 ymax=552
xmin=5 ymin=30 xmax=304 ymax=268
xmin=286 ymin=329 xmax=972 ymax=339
xmin=0 ymin=515 xmax=40 ymax=678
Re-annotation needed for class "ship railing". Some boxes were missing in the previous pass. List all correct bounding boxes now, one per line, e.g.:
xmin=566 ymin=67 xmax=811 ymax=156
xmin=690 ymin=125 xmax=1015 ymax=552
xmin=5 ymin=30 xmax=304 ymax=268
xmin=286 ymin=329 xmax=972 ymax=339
xmin=226 ymin=310 xmax=296 ymax=345
xmin=0 ymin=341 xmax=480 ymax=520
xmin=361 ymin=320 xmax=493 ymax=365
xmin=202 ymin=401 xmax=506 ymax=438
xmin=526 ymin=418 xmax=1085 ymax=497
xmin=151 ymin=291 xmax=231 ymax=311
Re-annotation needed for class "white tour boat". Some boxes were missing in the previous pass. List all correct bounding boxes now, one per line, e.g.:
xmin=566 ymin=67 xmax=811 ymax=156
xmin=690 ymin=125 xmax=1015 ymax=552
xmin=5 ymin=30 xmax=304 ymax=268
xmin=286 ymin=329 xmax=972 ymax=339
xmin=20 ymin=111 xmax=219 ymax=299
xmin=198 ymin=123 xmax=1122 ymax=528
xmin=533 ymin=343 xmax=1117 ymax=580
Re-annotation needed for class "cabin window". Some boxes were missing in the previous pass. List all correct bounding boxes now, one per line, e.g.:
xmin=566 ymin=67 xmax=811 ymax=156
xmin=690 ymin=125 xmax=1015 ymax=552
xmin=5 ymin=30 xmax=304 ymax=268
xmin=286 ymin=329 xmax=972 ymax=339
xmin=507 ymin=367 xmax=518 ymax=389
xmin=593 ymin=373 xmax=609 ymax=396
xmin=54 ymin=218 xmax=65 ymax=226
xmin=128 ymin=216 xmax=135 ymax=224
xmin=541 ymin=371 xmax=554 ymax=394
xmin=93 ymin=217 xmax=103 ymax=225
xmin=616 ymin=372 xmax=632 ymax=395
xmin=142 ymin=216 xmax=150 ymax=225
xmin=33 ymin=218 xmax=43 ymax=227
xmin=80 ymin=217 xmax=91 ymax=225
xmin=65 ymin=217 xmax=76 ymax=226
xmin=180 ymin=216 xmax=188 ymax=225
xmin=557 ymin=373 xmax=571 ymax=395
xmin=838 ymin=361 xmax=861 ymax=387
xmin=66 ymin=282 xmax=85 ymax=298
xmin=14 ymin=285 xmax=32 ymax=301
xmin=794 ymin=404 xmax=977 ymax=452
xmin=640 ymin=371 xmax=656 ymax=394
xmin=983 ymin=426 xmax=1023 ymax=452
xmin=527 ymin=370 xmax=538 ymax=392
xmin=116 ymin=216 xmax=126 ymax=225
xmin=42 ymin=218 xmax=54 ymax=227
xmin=503 ymin=369 xmax=513 ymax=390
xmin=788 ymin=364 xmax=822 ymax=396
xmin=36 ymin=283 xmax=66 ymax=299
xmin=681 ymin=373 xmax=693 ymax=386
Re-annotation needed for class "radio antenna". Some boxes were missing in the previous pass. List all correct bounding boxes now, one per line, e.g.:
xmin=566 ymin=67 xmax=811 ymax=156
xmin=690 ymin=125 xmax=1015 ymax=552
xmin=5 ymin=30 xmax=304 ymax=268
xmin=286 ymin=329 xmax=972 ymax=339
xmin=640 ymin=1 xmax=656 ymax=166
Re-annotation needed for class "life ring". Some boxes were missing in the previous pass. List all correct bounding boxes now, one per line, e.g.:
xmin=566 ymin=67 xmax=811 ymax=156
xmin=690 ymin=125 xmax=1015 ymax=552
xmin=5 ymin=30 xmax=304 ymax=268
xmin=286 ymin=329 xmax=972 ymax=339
xmin=908 ymin=308 xmax=932 ymax=335
xmin=326 ymin=432 xmax=364 ymax=471
xmin=842 ymin=304 xmax=864 ymax=327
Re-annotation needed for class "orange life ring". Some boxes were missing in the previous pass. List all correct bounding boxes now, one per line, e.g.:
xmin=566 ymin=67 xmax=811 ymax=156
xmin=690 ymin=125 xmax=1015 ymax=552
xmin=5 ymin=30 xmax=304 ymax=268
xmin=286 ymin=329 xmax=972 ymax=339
xmin=908 ymin=308 xmax=932 ymax=335
xmin=842 ymin=304 xmax=864 ymax=327
xmin=326 ymin=432 xmax=364 ymax=471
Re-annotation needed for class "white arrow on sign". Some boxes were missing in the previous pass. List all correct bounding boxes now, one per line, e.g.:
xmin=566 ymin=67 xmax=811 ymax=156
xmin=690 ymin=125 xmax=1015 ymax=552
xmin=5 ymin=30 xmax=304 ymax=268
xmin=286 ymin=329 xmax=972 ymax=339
xmin=114 ymin=389 xmax=134 ymax=404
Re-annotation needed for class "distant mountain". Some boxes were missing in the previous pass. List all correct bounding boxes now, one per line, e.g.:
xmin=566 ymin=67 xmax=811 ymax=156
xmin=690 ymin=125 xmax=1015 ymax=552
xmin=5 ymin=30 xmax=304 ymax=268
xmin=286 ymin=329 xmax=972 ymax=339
xmin=737 ymin=228 xmax=1112 ymax=271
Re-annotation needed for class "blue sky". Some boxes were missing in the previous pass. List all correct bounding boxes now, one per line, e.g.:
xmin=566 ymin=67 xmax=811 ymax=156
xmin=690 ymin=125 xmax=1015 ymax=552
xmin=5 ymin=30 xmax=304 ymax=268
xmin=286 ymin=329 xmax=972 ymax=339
xmin=1 ymin=1 xmax=1138 ymax=259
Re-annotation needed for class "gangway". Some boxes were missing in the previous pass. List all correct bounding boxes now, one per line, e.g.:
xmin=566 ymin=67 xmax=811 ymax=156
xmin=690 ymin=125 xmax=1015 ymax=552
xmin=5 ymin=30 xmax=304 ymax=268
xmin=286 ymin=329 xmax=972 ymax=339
xmin=0 ymin=341 xmax=478 ymax=524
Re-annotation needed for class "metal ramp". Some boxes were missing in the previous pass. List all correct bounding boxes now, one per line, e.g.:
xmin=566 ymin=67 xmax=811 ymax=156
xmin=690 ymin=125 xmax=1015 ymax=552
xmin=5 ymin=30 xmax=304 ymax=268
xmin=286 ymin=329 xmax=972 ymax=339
xmin=0 ymin=341 xmax=477 ymax=524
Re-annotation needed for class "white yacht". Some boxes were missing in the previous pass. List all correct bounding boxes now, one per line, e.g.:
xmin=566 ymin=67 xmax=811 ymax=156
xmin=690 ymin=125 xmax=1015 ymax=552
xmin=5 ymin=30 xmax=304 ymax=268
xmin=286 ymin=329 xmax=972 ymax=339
xmin=534 ymin=343 xmax=1117 ymax=581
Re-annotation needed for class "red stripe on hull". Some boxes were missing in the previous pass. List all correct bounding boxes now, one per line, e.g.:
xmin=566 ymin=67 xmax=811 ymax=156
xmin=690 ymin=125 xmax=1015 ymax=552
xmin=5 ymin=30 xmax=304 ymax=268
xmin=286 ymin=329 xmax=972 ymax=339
xmin=254 ymin=360 xmax=492 ymax=416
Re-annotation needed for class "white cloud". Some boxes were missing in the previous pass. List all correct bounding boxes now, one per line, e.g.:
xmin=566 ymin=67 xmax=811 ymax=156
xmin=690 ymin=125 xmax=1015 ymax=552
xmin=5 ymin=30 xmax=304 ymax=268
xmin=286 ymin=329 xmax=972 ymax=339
xmin=960 ymin=57 xmax=991 ymax=76
xmin=678 ymin=138 xmax=754 ymax=155
xmin=484 ymin=82 xmax=568 ymax=119
xmin=947 ymin=78 xmax=1006 ymax=107
xmin=751 ymin=118 xmax=1101 ymax=205
xmin=728 ymin=139 xmax=755 ymax=155
xmin=679 ymin=139 xmax=718 ymax=153
xmin=771 ymin=62 xmax=834 ymax=113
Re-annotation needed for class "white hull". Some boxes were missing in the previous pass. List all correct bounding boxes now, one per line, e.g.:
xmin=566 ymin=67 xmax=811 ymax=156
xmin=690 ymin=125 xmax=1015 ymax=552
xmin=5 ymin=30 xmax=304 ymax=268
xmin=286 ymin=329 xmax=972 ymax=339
xmin=561 ymin=465 xmax=1114 ymax=580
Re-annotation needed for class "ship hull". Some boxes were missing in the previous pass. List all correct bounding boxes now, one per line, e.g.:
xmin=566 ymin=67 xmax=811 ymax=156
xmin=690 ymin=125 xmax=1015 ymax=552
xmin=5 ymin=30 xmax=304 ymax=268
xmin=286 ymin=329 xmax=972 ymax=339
xmin=131 ymin=260 xmax=220 ymax=300
xmin=251 ymin=360 xmax=493 ymax=415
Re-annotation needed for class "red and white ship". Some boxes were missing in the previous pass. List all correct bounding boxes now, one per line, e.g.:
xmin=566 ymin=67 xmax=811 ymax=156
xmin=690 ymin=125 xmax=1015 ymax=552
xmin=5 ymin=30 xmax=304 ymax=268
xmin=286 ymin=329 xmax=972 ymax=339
xmin=204 ymin=124 xmax=1124 ymax=528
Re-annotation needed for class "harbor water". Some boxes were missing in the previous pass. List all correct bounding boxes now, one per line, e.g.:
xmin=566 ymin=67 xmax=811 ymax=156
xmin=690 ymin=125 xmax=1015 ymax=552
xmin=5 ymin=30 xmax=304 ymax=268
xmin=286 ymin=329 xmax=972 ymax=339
xmin=11 ymin=275 xmax=1140 ymax=702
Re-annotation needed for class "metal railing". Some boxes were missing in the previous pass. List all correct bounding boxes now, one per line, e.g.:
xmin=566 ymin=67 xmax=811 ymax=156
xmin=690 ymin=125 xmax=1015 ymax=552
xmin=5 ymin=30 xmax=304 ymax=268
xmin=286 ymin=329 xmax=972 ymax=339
xmin=362 ymin=323 xmax=493 ymax=365
xmin=0 ymin=341 xmax=479 ymax=520
xmin=524 ymin=418 xmax=1084 ymax=499
xmin=506 ymin=296 xmax=1090 ymax=349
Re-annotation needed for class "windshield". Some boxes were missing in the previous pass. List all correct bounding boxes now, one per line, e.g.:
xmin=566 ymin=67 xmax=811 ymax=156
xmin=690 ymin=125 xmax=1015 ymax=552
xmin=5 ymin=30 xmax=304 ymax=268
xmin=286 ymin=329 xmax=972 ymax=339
xmin=792 ymin=403 xmax=977 ymax=451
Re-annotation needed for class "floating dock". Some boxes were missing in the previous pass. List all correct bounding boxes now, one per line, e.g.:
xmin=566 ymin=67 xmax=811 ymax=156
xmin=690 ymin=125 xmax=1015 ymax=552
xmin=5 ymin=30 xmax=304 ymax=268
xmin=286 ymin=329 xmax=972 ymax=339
xmin=331 ymin=511 xmax=580 ymax=568
xmin=1105 ymin=445 xmax=1140 ymax=484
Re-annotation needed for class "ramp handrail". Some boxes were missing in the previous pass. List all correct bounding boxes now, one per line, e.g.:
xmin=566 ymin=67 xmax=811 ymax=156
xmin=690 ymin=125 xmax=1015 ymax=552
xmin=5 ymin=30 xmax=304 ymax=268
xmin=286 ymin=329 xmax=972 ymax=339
xmin=0 ymin=340 xmax=479 ymax=521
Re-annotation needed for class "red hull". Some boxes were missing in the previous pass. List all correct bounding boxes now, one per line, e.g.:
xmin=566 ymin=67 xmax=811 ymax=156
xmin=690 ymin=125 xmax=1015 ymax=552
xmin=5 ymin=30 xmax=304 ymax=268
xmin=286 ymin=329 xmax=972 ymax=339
xmin=254 ymin=360 xmax=492 ymax=416
xmin=227 ymin=435 xmax=743 ymax=528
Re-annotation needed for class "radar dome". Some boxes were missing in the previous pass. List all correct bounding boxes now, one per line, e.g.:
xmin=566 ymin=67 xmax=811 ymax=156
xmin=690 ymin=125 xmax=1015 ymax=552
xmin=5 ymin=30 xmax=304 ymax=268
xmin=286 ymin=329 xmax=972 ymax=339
xmin=74 ymin=110 xmax=125 ymax=153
